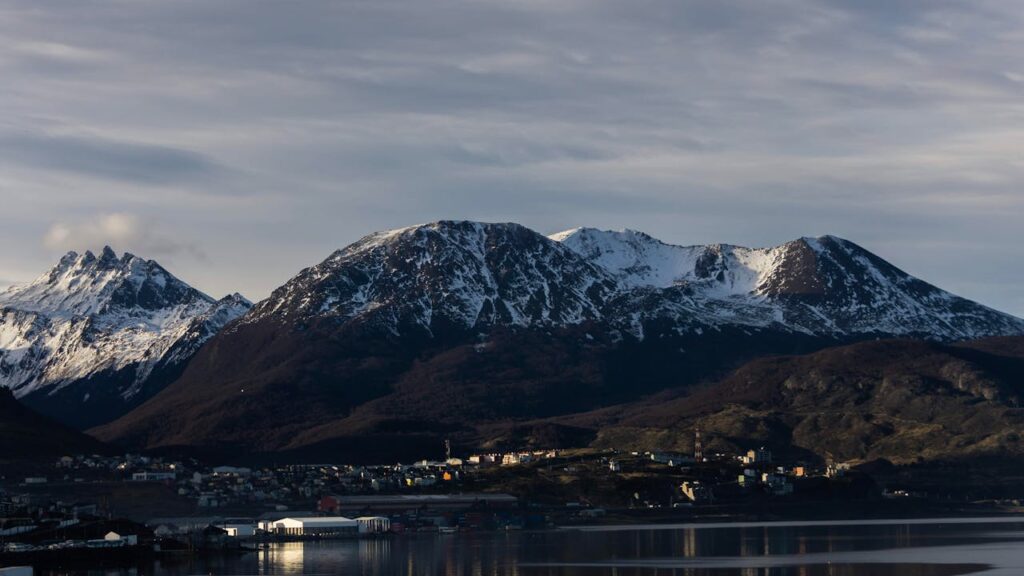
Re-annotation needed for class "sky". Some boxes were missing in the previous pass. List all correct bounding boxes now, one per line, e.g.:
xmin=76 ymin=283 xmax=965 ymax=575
xmin=1 ymin=0 xmax=1023 ymax=316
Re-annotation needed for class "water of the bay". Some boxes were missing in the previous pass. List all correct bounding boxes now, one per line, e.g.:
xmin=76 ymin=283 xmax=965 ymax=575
xmin=36 ymin=516 xmax=1024 ymax=575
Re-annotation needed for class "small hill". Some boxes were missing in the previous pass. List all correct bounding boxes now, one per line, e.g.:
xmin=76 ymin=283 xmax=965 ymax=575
xmin=0 ymin=387 xmax=107 ymax=461
xmin=582 ymin=337 xmax=1024 ymax=464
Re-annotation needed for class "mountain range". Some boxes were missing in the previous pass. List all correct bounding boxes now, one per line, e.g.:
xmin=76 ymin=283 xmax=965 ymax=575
xmin=37 ymin=219 xmax=1014 ymax=463
xmin=2 ymin=220 xmax=1023 ymax=463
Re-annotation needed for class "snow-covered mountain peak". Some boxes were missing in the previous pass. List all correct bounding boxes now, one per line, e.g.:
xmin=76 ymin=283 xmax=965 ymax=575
xmin=0 ymin=249 xmax=251 ymax=427
xmin=549 ymin=227 xmax=702 ymax=289
xmin=0 ymin=247 xmax=212 ymax=318
xmin=248 ymin=220 xmax=616 ymax=330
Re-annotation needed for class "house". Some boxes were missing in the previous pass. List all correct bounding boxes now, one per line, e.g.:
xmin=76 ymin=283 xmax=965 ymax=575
xmin=221 ymin=523 xmax=256 ymax=537
xmin=741 ymin=448 xmax=773 ymax=465
xmin=105 ymin=531 xmax=138 ymax=545
xmin=502 ymin=453 xmax=533 ymax=466
xmin=680 ymin=481 xmax=714 ymax=503
xmin=827 ymin=462 xmax=850 ymax=478
xmin=468 ymin=454 xmax=498 ymax=466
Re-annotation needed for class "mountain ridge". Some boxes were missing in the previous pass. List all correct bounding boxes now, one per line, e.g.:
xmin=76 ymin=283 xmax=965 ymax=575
xmin=89 ymin=220 xmax=1024 ymax=459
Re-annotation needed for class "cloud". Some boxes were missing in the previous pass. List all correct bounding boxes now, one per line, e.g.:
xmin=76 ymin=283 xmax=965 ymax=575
xmin=0 ymin=132 xmax=223 ymax=185
xmin=42 ymin=213 xmax=206 ymax=261
xmin=0 ymin=0 xmax=1021 ymax=314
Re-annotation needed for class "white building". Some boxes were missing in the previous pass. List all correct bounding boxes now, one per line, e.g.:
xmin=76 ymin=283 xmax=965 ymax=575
xmin=356 ymin=516 xmax=390 ymax=534
xmin=741 ymin=448 xmax=773 ymax=465
xmin=258 ymin=517 xmax=359 ymax=537
xmin=468 ymin=454 xmax=498 ymax=466
xmin=223 ymin=525 xmax=255 ymax=537
xmin=501 ymin=452 xmax=534 ymax=466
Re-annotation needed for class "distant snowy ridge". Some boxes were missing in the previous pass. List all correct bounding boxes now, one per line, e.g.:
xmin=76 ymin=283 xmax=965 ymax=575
xmin=552 ymin=228 xmax=1024 ymax=339
xmin=0 ymin=247 xmax=250 ymax=426
xmin=239 ymin=221 xmax=1024 ymax=342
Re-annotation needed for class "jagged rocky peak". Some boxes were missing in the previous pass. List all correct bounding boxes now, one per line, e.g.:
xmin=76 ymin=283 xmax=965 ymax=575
xmin=0 ymin=248 xmax=251 ymax=428
xmin=1 ymin=245 xmax=209 ymax=317
xmin=200 ymin=292 xmax=253 ymax=327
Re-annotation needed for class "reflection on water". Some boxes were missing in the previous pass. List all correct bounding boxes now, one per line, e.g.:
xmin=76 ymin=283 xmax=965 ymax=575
xmin=37 ymin=517 xmax=1024 ymax=576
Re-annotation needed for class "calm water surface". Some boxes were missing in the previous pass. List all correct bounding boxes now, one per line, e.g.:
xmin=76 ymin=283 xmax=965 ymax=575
xmin=38 ymin=517 xmax=1024 ymax=575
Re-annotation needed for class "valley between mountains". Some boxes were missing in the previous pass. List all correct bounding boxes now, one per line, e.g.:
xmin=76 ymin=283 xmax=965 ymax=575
xmin=3 ymin=220 xmax=1023 ymax=465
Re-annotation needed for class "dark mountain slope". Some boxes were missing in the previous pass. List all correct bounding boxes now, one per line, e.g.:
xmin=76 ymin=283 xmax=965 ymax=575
xmin=0 ymin=387 xmax=107 ymax=461
xmin=91 ymin=320 xmax=833 ymax=460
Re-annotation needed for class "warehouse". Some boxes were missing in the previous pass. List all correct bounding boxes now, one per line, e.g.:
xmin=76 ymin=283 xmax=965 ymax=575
xmin=259 ymin=517 xmax=359 ymax=537
xmin=356 ymin=516 xmax=391 ymax=534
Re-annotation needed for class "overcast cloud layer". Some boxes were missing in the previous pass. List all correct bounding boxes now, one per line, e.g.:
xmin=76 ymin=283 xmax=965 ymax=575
xmin=1 ymin=0 xmax=1022 ymax=315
